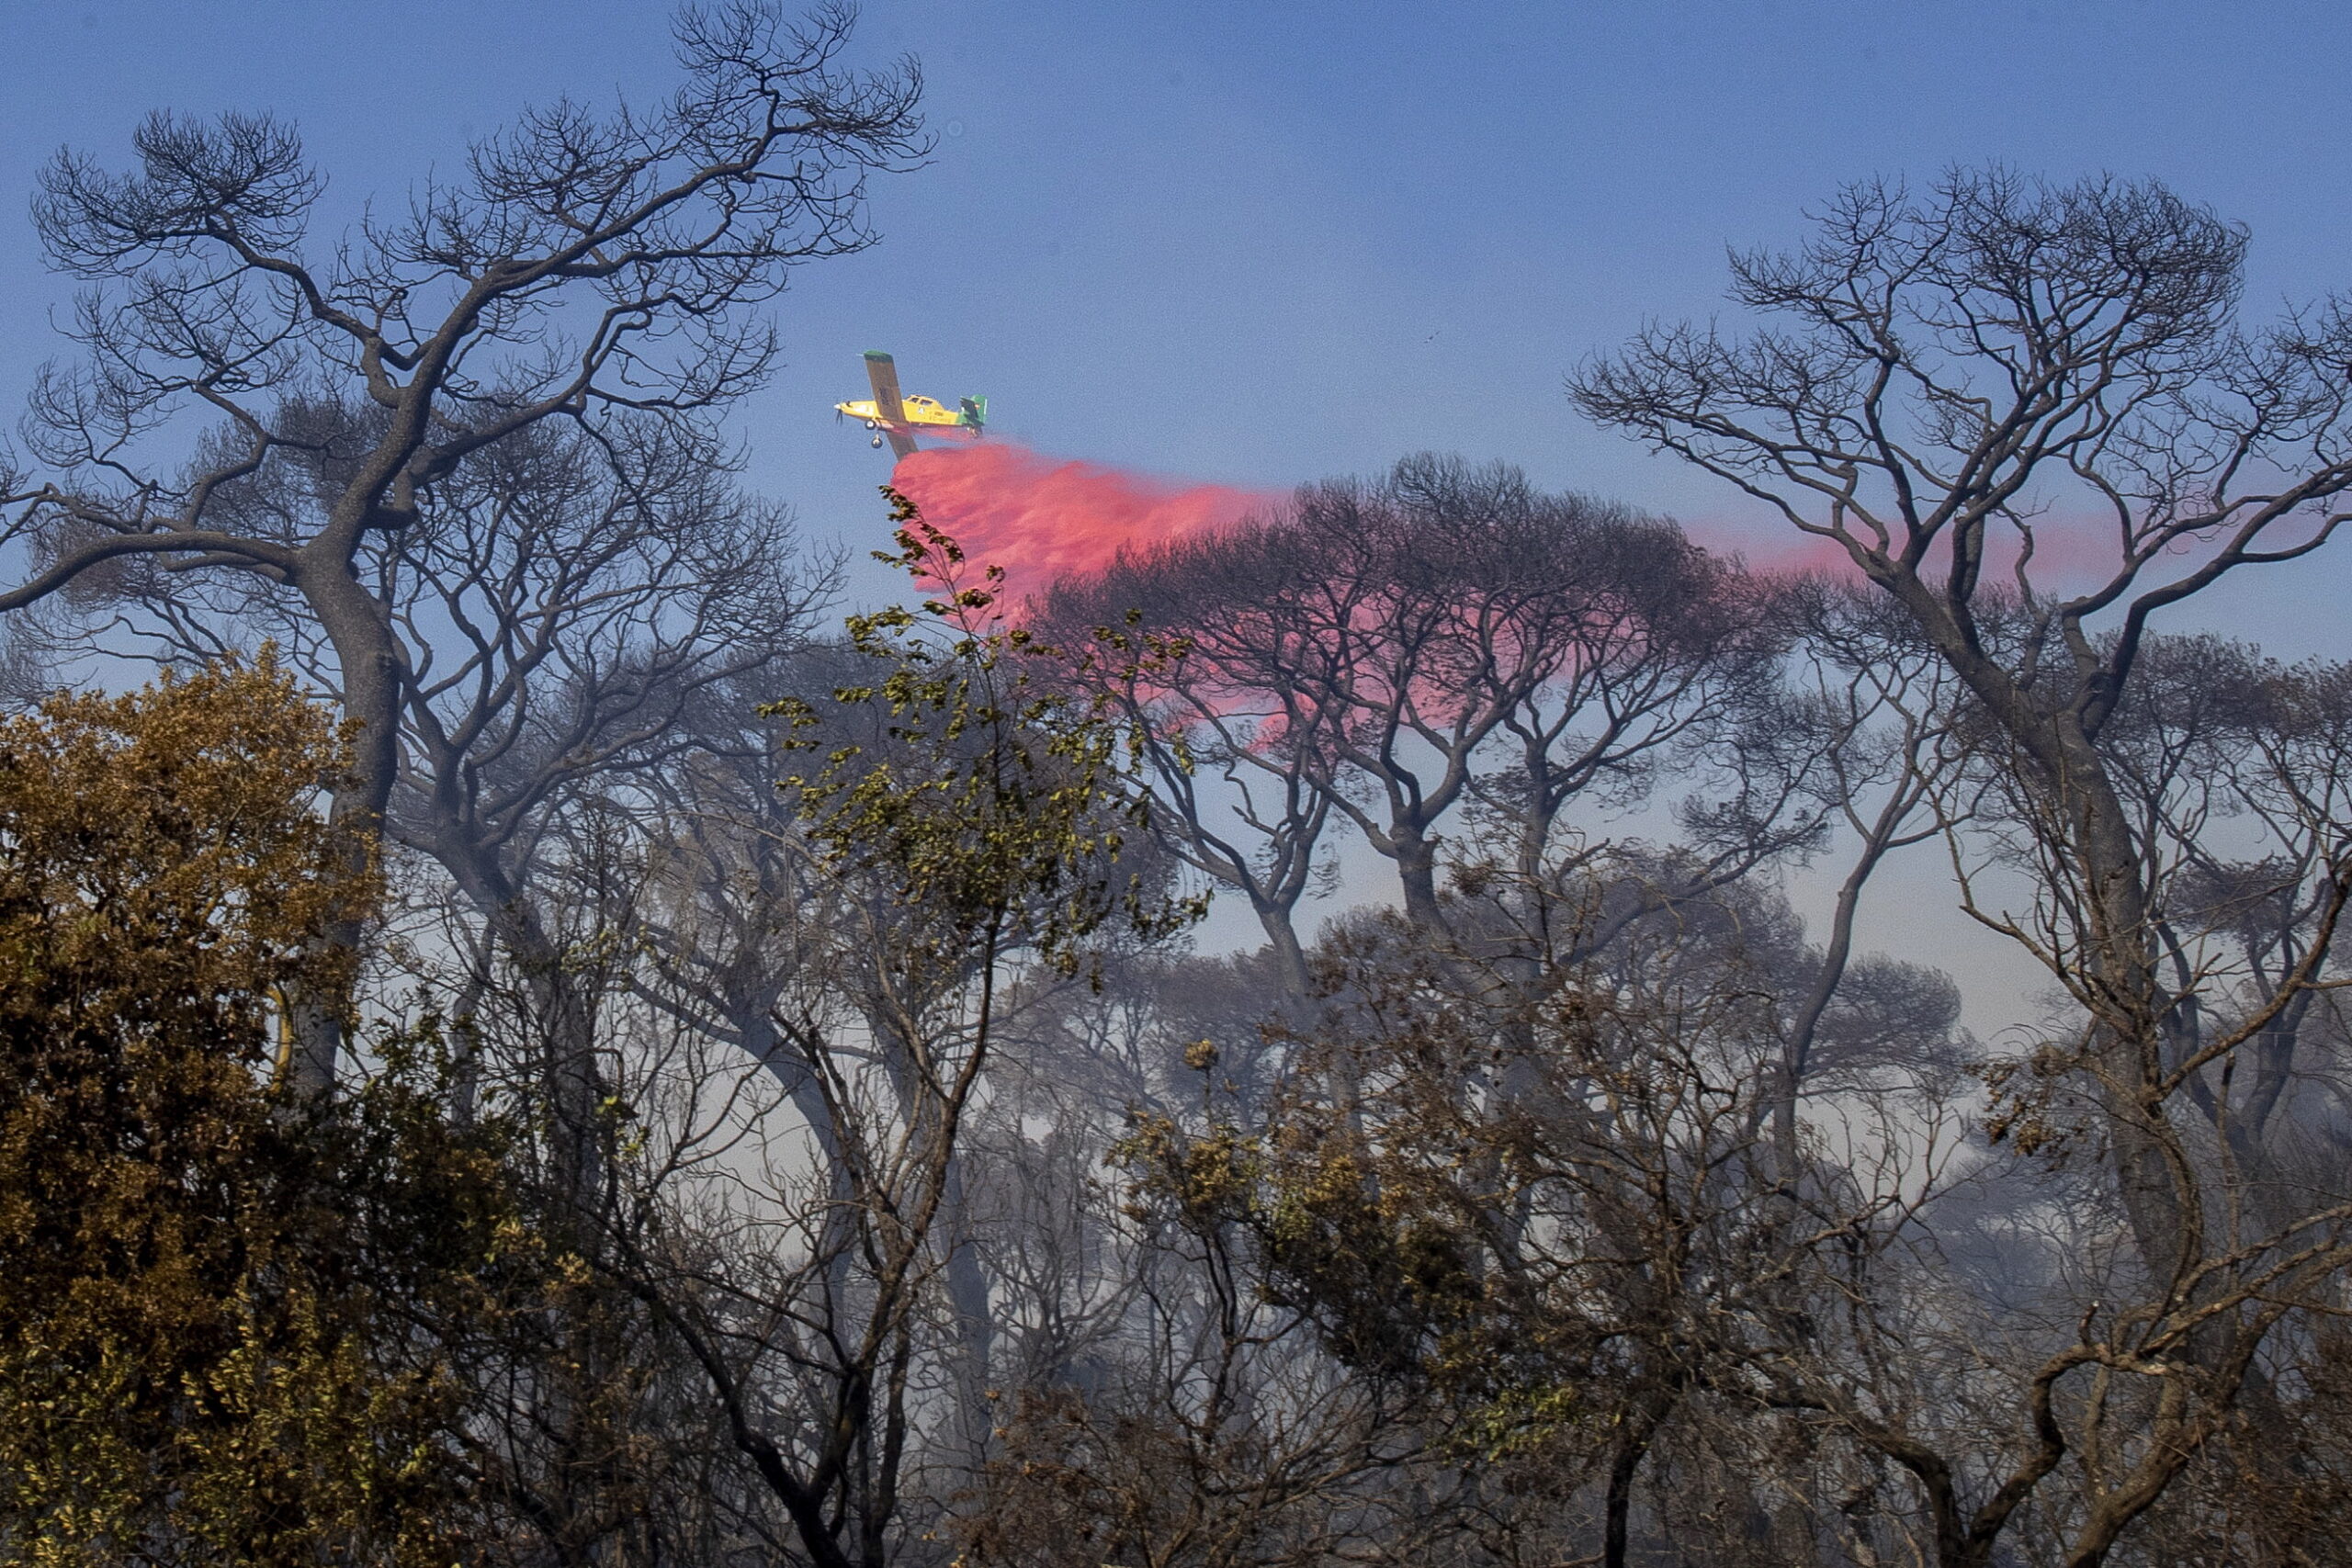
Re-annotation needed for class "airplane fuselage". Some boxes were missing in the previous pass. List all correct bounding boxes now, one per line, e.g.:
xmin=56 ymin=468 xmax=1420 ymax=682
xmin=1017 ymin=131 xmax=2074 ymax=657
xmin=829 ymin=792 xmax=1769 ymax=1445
xmin=838 ymin=353 xmax=985 ymax=457
xmin=832 ymin=393 xmax=981 ymax=434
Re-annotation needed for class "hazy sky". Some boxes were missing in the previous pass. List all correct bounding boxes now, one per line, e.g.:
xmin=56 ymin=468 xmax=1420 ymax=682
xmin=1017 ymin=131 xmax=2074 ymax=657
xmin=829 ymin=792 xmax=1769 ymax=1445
xmin=6 ymin=0 xmax=2349 ymax=1029
xmin=9 ymin=2 xmax=2352 ymax=589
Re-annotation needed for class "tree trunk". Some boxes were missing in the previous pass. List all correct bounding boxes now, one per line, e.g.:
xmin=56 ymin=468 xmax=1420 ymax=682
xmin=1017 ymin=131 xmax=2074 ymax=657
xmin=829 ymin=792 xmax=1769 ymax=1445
xmin=1254 ymin=900 xmax=1313 ymax=1001
xmin=286 ymin=562 xmax=410 ymax=1093
xmin=1887 ymin=581 xmax=2195 ymax=1292
xmin=1390 ymin=829 xmax=1448 ymax=940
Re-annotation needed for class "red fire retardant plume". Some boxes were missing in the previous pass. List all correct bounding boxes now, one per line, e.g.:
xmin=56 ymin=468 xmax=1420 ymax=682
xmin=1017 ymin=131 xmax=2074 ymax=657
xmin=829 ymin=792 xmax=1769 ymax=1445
xmin=888 ymin=443 xmax=1276 ymax=605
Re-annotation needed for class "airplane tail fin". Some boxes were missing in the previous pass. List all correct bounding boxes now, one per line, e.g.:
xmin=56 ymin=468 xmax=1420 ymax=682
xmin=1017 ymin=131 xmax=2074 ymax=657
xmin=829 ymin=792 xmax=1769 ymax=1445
xmin=959 ymin=395 xmax=988 ymax=432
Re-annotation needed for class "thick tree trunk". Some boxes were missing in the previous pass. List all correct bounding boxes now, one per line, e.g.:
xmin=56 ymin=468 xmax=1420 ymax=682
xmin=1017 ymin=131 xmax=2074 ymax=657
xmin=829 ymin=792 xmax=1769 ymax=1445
xmin=1887 ymin=581 xmax=2195 ymax=1292
xmin=1601 ymin=1393 xmax=1672 ymax=1568
xmin=1389 ymin=829 xmax=1448 ymax=940
xmin=286 ymin=562 xmax=410 ymax=1093
xmin=1255 ymin=900 xmax=1313 ymax=1001
xmin=2053 ymin=730 xmax=2197 ymax=1292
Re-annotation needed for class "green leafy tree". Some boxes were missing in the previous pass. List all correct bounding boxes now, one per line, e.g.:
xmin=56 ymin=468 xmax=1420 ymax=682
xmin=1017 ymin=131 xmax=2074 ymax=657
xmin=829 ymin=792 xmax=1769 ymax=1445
xmin=0 ymin=657 xmax=504 ymax=1567
xmin=604 ymin=491 xmax=1200 ymax=1568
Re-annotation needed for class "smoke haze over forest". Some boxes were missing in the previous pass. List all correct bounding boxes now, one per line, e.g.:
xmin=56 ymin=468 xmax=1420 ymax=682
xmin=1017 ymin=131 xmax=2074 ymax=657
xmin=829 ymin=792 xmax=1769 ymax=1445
xmin=7 ymin=6 xmax=2352 ymax=1568
xmin=8 ymin=0 xmax=2346 ymax=1043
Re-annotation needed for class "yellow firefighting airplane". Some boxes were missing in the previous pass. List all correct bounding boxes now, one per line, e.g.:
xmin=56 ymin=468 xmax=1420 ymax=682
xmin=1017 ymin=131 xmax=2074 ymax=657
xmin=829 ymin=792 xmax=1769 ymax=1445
xmin=833 ymin=351 xmax=987 ymax=458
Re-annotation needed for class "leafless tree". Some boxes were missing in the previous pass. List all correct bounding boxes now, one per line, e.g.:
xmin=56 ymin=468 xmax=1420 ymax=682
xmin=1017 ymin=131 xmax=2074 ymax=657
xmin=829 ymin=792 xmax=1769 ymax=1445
xmin=1043 ymin=455 xmax=1790 ymax=995
xmin=1573 ymin=165 xmax=2352 ymax=1568
xmin=0 ymin=0 xmax=922 ymax=1083
xmin=1037 ymin=502 xmax=1360 ymax=999
xmin=958 ymin=1082 xmax=1422 ymax=1568
xmin=2086 ymin=637 xmax=2352 ymax=1199
xmin=93 ymin=401 xmax=831 ymax=1190
xmin=1168 ymin=840 xmax=1963 ymax=1568
xmin=1767 ymin=578 xmax=1973 ymax=1170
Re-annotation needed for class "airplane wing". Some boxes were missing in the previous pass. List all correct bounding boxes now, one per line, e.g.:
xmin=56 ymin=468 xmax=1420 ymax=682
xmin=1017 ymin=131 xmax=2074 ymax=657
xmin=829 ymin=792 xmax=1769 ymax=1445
xmin=864 ymin=351 xmax=918 ymax=459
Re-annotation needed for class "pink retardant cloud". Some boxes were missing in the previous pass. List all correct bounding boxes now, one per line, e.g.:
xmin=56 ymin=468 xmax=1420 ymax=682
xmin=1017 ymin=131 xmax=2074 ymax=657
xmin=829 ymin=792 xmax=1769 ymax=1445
xmin=888 ymin=443 xmax=1278 ymax=606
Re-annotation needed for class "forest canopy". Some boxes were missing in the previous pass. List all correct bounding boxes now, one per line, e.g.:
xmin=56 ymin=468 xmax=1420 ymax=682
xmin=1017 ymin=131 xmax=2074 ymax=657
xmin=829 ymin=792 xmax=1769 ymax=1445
xmin=4 ymin=10 xmax=2352 ymax=1568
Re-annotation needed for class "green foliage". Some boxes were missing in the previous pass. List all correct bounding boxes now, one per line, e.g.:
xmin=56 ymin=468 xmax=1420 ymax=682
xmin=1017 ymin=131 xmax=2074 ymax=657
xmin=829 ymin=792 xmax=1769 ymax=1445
xmin=0 ymin=657 xmax=508 ymax=1567
xmin=766 ymin=486 xmax=1204 ymax=987
xmin=1115 ymin=1102 xmax=1487 ymax=1391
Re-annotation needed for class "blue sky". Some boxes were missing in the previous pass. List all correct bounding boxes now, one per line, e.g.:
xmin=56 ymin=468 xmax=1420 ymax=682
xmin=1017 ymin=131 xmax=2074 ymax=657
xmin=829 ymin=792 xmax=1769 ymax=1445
xmin=8 ymin=0 xmax=2352 ymax=631
xmin=6 ymin=0 xmax=2348 ymax=1024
